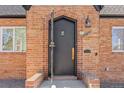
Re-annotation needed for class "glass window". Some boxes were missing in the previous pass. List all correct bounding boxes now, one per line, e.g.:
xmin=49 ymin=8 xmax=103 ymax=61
xmin=2 ymin=28 xmax=13 ymax=51
xmin=15 ymin=28 xmax=26 ymax=52
xmin=0 ymin=27 xmax=26 ymax=52
xmin=112 ymin=27 xmax=124 ymax=52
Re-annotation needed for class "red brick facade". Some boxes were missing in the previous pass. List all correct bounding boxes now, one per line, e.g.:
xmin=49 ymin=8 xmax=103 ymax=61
xmin=0 ymin=52 xmax=26 ymax=79
xmin=99 ymin=18 xmax=124 ymax=82
xmin=0 ymin=18 xmax=26 ymax=79
xmin=26 ymin=5 xmax=99 ymax=79
xmin=0 ymin=6 xmax=124 ymax=84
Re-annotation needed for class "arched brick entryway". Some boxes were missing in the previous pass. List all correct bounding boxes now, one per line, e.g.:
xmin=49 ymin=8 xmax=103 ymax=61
xmin=26 ymin=6 xmax=99 ymax=80
xmin=43 ymin=9 xmax=84 ymax=78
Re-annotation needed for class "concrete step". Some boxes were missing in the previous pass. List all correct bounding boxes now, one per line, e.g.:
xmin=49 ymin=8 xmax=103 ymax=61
xmin=48 ymin=76 xmax=77 ymax=80
xmin=40 ymin=80 xmax=86 ymax=88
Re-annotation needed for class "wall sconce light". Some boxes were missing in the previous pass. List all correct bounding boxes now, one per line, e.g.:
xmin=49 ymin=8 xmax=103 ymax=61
xmin=85 ymin=15 xmax=91 ymax=28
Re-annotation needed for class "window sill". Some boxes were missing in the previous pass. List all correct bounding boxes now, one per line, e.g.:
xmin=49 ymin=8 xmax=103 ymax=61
xmin=112 ymin=50 xmax=124 ymax=53
xmin=0 ymin=51 xmax=26 ymax=54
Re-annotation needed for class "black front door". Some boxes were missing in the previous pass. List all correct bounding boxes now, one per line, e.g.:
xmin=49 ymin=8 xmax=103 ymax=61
xmin=49 ymin=16 xmax=76 ymax=76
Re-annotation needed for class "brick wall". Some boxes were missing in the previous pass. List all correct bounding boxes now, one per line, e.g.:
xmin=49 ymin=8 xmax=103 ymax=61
xmin=0 ymin=18 xmax=26 ymax=79
xmin=0 ymin=6 xmax=123 ymax=83
xmin=99 ymin=18 xmax=124 ymax=82
xmin=26 ymin=5 xmax=99 ymax=79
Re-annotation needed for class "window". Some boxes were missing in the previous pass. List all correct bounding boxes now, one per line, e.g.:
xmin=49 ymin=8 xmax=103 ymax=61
xmin=2 ymin=28 xmax=13 ymax=51
xmin=112 ymin=27 xmax=124 ymax=52
xmin=15 ymin=28 xmax=26 ymax=52
xmin=0 ymin=27 xmax=26 ymax=52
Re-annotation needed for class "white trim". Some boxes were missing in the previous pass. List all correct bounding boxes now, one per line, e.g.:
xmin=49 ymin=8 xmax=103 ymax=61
xmin=112 ymin=26 xmax=124 ymax=52
xmin=112 ymin=26 xmax=124 ymax=29
xmin=1 ymin=26 xmax=26 ymax=29
xmin=112 ymin=50 xmax=124 ymax=52
xmin=13 ymin=27 xmax=15 ymax=52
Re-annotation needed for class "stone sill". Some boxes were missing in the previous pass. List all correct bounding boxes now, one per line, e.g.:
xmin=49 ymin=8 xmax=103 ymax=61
xmin=25 ymin=72 xmax=44 ymax=88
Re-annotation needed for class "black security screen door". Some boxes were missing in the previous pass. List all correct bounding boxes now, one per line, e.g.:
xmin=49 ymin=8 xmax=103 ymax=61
xmin=49 ymin=16 xmax=76 ymax=76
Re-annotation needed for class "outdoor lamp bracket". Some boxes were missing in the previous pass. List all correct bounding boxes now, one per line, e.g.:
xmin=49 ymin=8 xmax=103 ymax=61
xmin=85 ymin=15 xmax=91 ymax=28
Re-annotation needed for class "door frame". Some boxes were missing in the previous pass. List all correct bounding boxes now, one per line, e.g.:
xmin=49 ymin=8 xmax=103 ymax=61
xmin=48 ymin=15 xmax=77 ymax=76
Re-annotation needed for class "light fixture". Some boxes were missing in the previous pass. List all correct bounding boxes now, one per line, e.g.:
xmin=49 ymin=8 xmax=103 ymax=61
xmin=85 ymin=15 xmax=91 ymax=28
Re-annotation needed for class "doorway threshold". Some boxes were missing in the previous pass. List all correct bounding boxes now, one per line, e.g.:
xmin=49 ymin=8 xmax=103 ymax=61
xmin=48 ymin=76 xmax=77 ymax=80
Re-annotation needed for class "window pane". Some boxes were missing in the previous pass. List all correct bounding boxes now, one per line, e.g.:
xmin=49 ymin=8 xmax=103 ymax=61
xmin=15 ymin=27 xmax=26 ymax=52
xmin=112 ymin=28 xmax=124 ymax=51
xmin=2 ymin=28 xmax=13 ymax=51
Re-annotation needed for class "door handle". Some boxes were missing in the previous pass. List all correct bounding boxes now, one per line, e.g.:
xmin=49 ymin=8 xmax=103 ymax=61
xmin=72 ymin=48 xmax=74 ymax=62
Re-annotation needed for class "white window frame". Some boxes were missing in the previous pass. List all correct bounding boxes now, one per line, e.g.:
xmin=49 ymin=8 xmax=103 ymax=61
xmin=0 ymin=26 xmax=26 ymax=52
xmin=112 ymin=26 xmax=124 ymax=52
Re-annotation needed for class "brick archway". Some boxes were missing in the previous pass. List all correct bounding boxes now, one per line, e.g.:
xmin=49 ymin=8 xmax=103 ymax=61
xmin=26 ymin=6 xmax=99 ymax=81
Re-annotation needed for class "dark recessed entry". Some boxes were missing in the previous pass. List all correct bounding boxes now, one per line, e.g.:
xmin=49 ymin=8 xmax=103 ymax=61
xmin=48 ymin=16 xmax=77 ymax=76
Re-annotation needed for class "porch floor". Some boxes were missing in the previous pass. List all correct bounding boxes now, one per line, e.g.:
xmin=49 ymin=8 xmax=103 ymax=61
xmin=0 ymin=79 xmax=25 ymax=88
xmin=40 ymin=80 xmax=86 ymax=88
